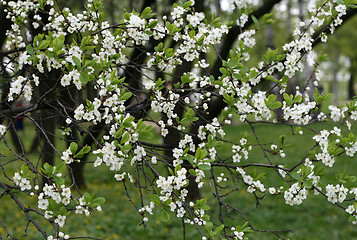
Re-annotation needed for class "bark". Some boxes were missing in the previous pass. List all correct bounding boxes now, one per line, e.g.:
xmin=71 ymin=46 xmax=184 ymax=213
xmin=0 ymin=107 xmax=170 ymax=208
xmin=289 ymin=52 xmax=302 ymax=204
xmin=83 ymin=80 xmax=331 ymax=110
xmin=286 ymin=0 xmax=292 ymax=40
xmin=29 ymin=131 xmax=40 ymax=152
xmin=0 ymin=7 xmax=12 ymax=118
xmin=195 ymin=0 xmax=205 ymax=13
xmin=0 ymin=6 xmax=12 ymax=48
xmin=8 ymin=122 xmax=24 ymax=153
xmin=40 ymin=108 xmax=55 ymax=167
xmin=348 ymin=57 xmax=356 ymax=100
xmin=163 ymin=60 xmax=202 ymax=200
xmin=38 ymin=72 xmax=58 ymax=186
xmin=32 ymin=6 xmax=60 ymax=186
xmin=124 ymin=0 xmax=160 ymax=104
xmin=67 ymin=0 xmax=157 ymax=188
xmin=201 ymin=0 xmax=283 ymax=125
xmin=0 ymin=71 xmax=24 ymax=153
xmin=70 ymin=124 xmax=103 ymax=188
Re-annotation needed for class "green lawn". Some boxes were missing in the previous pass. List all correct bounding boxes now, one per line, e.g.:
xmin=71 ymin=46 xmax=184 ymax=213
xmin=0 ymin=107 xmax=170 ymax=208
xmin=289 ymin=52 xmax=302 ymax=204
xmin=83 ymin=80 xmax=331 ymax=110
xmin=1 ymin=120 xmax=357 ymax=239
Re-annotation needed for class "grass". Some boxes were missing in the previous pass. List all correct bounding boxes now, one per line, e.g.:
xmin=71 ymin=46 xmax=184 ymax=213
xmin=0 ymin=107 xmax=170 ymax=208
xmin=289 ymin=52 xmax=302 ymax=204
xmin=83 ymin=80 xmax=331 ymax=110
xmin=1 ymin=119 xmax=357 ymax=239
xmin=215 ymin=121 xmax=357 ymax=240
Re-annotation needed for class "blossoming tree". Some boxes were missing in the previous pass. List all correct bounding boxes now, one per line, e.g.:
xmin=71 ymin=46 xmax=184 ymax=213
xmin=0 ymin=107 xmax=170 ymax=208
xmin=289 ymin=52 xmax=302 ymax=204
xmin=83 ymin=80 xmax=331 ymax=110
xmin=1 ymin=0 xmax=357 ymax=239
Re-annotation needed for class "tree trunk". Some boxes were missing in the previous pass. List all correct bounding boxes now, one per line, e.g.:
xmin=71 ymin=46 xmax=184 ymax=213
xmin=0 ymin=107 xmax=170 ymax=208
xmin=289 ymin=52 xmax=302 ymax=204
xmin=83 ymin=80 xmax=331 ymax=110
xmin=8 ymin=122 xmax=24 ymax=153
xmin=348 ymin=57 xmax=356 ymax=100
xmin=70 ymin=124 xmax=103 ymax=188
xmin=38 ymin=72 xmax=58 ymax=186
xmin=163 ymin=60 xmax=202 ymax=200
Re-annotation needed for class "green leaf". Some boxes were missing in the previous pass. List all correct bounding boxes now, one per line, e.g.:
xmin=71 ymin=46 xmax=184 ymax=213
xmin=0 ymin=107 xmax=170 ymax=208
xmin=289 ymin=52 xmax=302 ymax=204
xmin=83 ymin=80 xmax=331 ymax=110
xmin=164 ymin=48 xmax=174 ymax=58
xmin=82 ymin=145 xmax=91 ymax=154
xmin=205 ymin=222 xmax=213 ymax=232
xmin=280 ymin=135 xmax=286 ymax=145
xmin=120 ymin=92 xmax=132 ymax=101
xmin=123 ymin=116 xmax=135 ymax=128
xmin=200 ymin=204 xmax=211 ymax=210
xmin=53 ymin=176 xmax=65 ymax=186
xmin=155 ymin=78 xmax=165 ymax=89
xmin=26 ymin=45 xmax=34 ymax=55
xmin=223 ymin=92 xmax=234 ymax=105
xmin=74 ymin=151 xmax=84 ymax=159
xmin=150 ymin=194 xmax=161 ymax=206
xmin=141 ymin=7 xmax=154 ymax=19
xmin=202 ymin=214 xmax=210 ymax=221
xmin=80 ymin=72 xmax=90 ymax=84
xmin=283 ymin=93 xmax=293 ymax=106
xmin=145 ymin=30 xmax=153 ymax=36
xmin=165 ymin=22 xmax=173 ymax=33
xmin=303 ymin=179 xmax=313 ymax=189
xmin=213 ymin=224 xmax=224 ymax=235
xmin=265 ymin=94 xmax=282 ymax=110
xmin=37 ymin=40 xmax=50 ymax=50
xmin=123 ymin=12 xmax=131 ymax=21
xmin=161 ymin=209 xmax=170 ymax=222
xmin=183 ymin=1 xmax=193 ymax=8
xmin=27 ymin=173 xmax=36 ymax=179
xmin=251 ymin=15 xmax=259 ymax=25
xmin=155 ymin=42 xmax=163 ymax=52
xmin=92 ymin=197 xmax=105 ymax=206
xmin=269 ymin=101 xmax=282 ymax=109
xmin=121 ymin=131 xmax=130 ymax=144
xmin=58 ymin=206 xmax=69 ymax=217
xmin=121 ymin=144 xmax=132 ymax=151
xmin=109 ymin=69 xmax=117 ymax=82
xmin=175 ymin=164 xmax=182 ymax=174
xmin=198 ymin=164 xmax=211 ymax=171
xmin=80 ymin=36 xmax=91 ymax=48
xmin=291 ymin=172 xmax=301 ymax=181
xmin=181 ymin=74 xmax=192 ymax=85
xmin=53 ymin=36 xmax=64 ymax=52
xmin=70 ymin=142 xmax=78 ymax=155
xmin=83 ymin=192 xmax=91 ymax=203
xmin=293 ymin=94 xmax=302 ymax=103
xmin=164 ymin=198 xmax=172 ymax=206
xmin=42 ymin=163 xmax=54 ymax=176
xmin=56 ymin=162 xmax=66 ymax=172
xmin=72 ymin=56 xmax=81 ymax=68
xmin=187 ymin=155 xmax=195 ymax=166
xmin=148 ymin=20 xmax=158 ymax=28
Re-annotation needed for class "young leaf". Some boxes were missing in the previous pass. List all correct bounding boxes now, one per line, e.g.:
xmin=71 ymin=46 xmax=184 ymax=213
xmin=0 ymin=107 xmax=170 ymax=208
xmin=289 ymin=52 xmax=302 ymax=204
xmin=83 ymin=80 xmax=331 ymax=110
xmin=70 ymin=142 xmax=78 ymax=155
xmin=161 ymin=209 xmax=170 ymax=222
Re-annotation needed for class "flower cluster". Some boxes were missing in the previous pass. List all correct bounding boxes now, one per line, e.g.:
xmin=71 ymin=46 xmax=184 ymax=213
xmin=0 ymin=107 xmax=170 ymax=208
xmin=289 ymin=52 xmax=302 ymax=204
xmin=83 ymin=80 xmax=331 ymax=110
xmin=236 ymin=167 xmax=266 ymax=193
xmin=313 ymin=130 xmax=336 ymax=167
xmin=0 ymin=124 xmax=7 ymax=136
xmin=325 ymin=184 xmax=348 ymax=204
xmin=13 ymin=172 xmax=32 ymax=191
xmin=231 ymin=138 xmax=251 ymax=163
